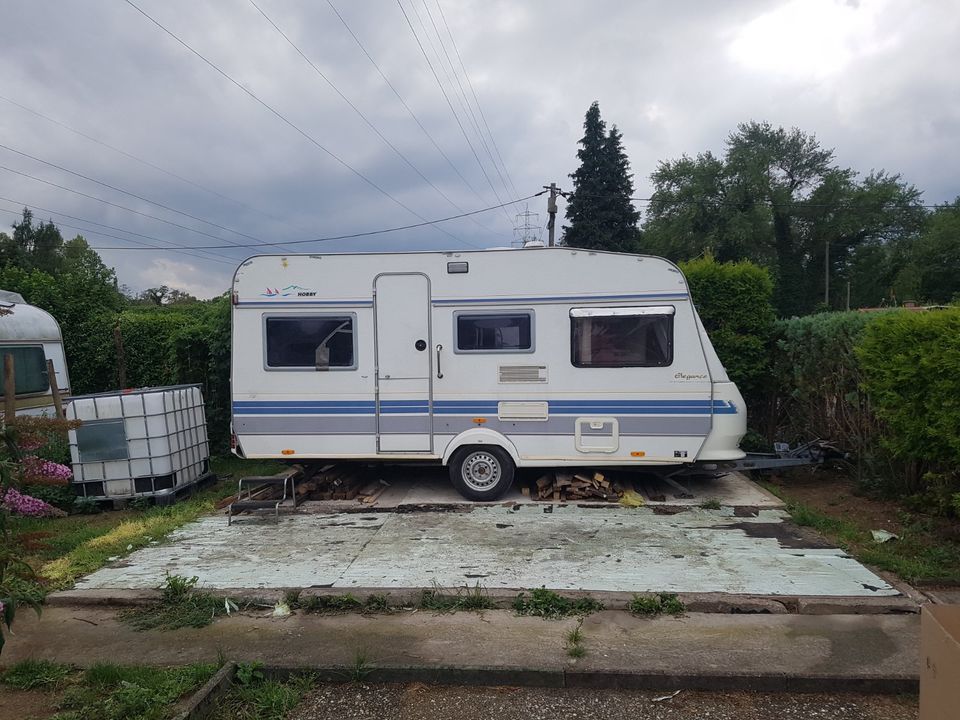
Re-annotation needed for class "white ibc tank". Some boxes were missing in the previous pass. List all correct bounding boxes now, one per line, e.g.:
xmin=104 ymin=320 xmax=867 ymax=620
xmin=67 ymin=385 xmax=211 ymax=499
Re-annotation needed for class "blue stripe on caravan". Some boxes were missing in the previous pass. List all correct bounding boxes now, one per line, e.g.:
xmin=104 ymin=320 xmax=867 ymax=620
xmin=432 ymin=292 xmax=688 ymax=306
xmin=233 ymin=399 xmax=738 ymax=415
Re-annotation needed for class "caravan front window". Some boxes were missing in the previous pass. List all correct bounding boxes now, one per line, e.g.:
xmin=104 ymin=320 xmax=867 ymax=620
xmin=0 ymin=345 xmax=49 ymax=395
xmin=264 ymin=315 xmax=356 ymax=369
xmin=570 ymin=306 xmax=674 ymax=368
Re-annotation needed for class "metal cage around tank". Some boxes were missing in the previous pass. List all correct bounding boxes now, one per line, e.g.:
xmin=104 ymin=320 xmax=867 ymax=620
xmin=67 ymin=384 xmax=211 ymax=501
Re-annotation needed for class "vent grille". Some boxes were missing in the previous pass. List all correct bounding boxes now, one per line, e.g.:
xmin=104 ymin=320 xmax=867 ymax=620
xmin=499 ymin=365 xmax=547 ymax=383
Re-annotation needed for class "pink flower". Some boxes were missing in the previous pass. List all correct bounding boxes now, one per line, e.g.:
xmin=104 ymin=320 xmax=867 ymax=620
xmin=19 ymin=456 xmax=72 ymax=486
xmin=0 ymin=487 xmax=67 ymax=518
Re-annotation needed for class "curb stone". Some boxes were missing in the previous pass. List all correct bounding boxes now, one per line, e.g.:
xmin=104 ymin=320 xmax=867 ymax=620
xmin=47 ymin=587 xmax=919 ymax=615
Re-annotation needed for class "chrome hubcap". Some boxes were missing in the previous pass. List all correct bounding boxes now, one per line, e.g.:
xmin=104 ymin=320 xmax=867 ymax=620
xmin=461 ymin=451 xmax=501 ymax=492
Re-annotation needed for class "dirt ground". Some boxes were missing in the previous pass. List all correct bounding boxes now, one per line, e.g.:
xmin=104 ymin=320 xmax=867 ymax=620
xmin=288 ymin=684 xmax=918 ymax=720
xmin=766 ymin=469 xmax=911 ymax=533
xmin=0 ymin=685 xmax=59 ymax=720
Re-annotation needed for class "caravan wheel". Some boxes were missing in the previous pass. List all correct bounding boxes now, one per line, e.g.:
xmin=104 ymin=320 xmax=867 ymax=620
xmin=449 ymin=446 xmax=515 ymax=501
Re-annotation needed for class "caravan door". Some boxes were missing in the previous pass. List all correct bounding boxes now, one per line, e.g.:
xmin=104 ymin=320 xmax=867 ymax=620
xmin=373 ymin=273 xmax=433 ymax=453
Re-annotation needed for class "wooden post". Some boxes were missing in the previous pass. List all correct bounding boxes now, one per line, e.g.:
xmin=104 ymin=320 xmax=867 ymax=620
xmin=3 ymin=353 xmax=15 ymax=420
xmin=114 ymin=322 xmax=127 ymax=389
xmin=47 ymin=359 xmax=65 ymax=421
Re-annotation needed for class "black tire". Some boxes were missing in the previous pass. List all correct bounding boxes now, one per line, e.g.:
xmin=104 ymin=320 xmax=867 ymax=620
xmin=448 ymin=445 xmax=515 ymax=501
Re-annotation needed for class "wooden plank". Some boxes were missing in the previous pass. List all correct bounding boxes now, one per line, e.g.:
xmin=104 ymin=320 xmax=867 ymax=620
xmin=535 ymin=474 xmax=553 ymax=489
xmin=46 ymin=359 xmax=65 ymax=421
xmin=3 ymin=354 xmax=15 ymax=420
xmin=521 ymin=486 xmax=530 ymax=497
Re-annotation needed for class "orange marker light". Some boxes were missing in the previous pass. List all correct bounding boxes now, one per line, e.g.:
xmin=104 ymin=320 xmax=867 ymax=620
xmin=281 ymin=449 xmax=295 ymax=455
xmin=472 ymin=417 xmax=487 ymax=424
xmin=630 ymin=451 xmax=646 ymax=457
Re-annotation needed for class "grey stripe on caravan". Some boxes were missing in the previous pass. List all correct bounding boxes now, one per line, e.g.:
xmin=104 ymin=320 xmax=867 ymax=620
xmin=234 ymin=415 xmax=710 ymax=437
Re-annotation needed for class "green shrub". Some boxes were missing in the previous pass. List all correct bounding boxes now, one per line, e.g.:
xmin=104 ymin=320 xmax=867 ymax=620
xmin=680 ymin=256 xmax=775 ymax=416
xmin=773 ymin=310 xmax=882 ymax=453
xmin=856 ymin=308 xmax=960 ymax=497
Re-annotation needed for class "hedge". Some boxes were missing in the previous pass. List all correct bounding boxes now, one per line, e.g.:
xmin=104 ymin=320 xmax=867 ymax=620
xmin=772 ymin=311 xmax=883 ymax=454
xmin=680 ymin=256 xmax=775 ymax=415
xmin=856 ymin=309 xmax=960 ymax=492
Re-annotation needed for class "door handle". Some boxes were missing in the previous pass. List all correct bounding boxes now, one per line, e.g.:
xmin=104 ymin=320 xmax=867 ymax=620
xmin=436 ymin=344 xmax=444 ymax=379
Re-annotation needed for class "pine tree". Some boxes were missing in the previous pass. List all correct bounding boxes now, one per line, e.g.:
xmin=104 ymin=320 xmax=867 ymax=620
xmin=562 ymin=102 xmax=640 ymax=252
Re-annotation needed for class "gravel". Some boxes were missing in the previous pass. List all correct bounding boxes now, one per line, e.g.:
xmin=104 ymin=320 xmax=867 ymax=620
xmin=287 ymin=683 xmax=917 ymax=720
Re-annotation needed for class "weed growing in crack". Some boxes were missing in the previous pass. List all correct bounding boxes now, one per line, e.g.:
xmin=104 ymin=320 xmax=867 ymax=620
xmin=513 ymin=587 xmax=604 ymax=619
xmin=417 ymin=582 xmax=495 ymax=613
xmin=628 ymin=593 xmax=686 ymax=617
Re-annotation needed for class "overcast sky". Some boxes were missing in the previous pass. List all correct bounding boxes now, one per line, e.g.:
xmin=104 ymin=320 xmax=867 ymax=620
xmin=1 ymin=0 xmax=958 ymax=298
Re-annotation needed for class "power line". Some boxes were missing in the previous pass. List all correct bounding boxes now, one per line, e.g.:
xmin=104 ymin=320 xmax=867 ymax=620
xmin=0 ymin=163 xmax=247 ymax=263
xmin=396 ymin=0 xmax=514 ymax=227
xmin=324 ymin=0 xmax=504 ymax=238
xmin=0 ymin=92 xmax=313 ymax=240
xmin=420 ymin=0 xmax=515 ymax=205
xmin=433 ymin=0 xmax=521 ymax=201
xmin=0 ymin=194 xmax=238 ymax=265
xmin=122 ymin=0 xmax=469 ymax=248
xmin=87 ymin=190 xmax=545 ymax=250
xmin=246 ymin=0 xmax=484 ymax=247
xmin=0 ymin=209 xmax=237 ymax=267
xmin=0 ymin=141 xmax=290 ymax=250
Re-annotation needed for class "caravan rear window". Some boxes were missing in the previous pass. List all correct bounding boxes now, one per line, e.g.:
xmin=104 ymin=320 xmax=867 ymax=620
xmin=0 ymin=345 xmax=49 ymax=396
xmin=455 ymin=312 xmax=533 ymax=352
xmin=264 ymin=315 xmax=356 ymax=369
xmin=570 ymin=306 xmax=674 ymax=368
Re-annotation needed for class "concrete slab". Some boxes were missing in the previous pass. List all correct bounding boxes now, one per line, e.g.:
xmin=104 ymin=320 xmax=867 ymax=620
xmin=75 ymin=504 xmax=897 ymax=597
xmin=1 ymin=607 xmax=919 ymax=693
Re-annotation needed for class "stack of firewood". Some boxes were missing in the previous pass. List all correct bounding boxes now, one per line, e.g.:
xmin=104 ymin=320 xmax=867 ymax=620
xmin=522 ymin=471 xmax=625 ymax=502
xmin=302 ymin=466 xmax=389 ymax=504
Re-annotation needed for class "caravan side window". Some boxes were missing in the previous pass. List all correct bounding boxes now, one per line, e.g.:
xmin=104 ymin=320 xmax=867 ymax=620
xmin=570 ymin=306 xmax=674 ymax=368
xmin=0 ymin=345 xmax=49 ymax=395
xmin=455 ymin=311 xmax=534 ymax=353
xmin=264 ymin=315 xmax=356 ymax=370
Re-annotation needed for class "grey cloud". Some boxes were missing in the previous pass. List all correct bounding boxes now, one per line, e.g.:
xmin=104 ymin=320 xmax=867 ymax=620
xmin=1 ymin=0 xmax=957 ymax=298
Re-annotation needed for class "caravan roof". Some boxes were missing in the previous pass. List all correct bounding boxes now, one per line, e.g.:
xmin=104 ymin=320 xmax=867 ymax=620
xmin=0 ymin=292 xmax=64 ymax=343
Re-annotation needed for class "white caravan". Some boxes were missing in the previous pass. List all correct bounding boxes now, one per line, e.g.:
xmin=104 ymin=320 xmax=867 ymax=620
xmin=0 ymin=290 xmax=71 ymax=416
xmin=231 ymin=248 xmax=746 ymax=499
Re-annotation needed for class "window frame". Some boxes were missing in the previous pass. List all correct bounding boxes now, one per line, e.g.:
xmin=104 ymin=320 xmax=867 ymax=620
xmin=453 ymin=309 xmax=536 ymax=354
xmin=262 ymin=312 xmax=359 ymax=372
xmin=569 ymin=305 xmax=675 ymax=369
xmin=0 ymin=344 xmax=50 ymax=397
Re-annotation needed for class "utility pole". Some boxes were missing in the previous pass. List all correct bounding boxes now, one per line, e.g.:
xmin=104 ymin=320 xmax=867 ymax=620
xmin=824 ymin=239 xmax=830 ymax=307
xmin=544 ymin=183 xmax=559 ymax=246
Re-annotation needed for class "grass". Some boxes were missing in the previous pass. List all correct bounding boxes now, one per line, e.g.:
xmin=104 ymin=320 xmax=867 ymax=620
xmin=207 ymin=662 xmax=314 ymax=720
xmin=768 ymin=486 xmax=960 ymax=584
xmin=8 ymin=456 xmax=284 ymax=600
xmin=512 ymin=588 xmax=604 ymax=619
xmin=0 ymin=659 xmax=72 ymax=689
xmin=628 ymin=592 xmax=686 ymax=616
xmin=417 ymin=583 xmax=496 ymax=613
xmin=565 ymin=620 xmax=586 ymax=659
xmin=349 ymin=648 xmax=373 ymax=682
xmin=120 ymin=574 xmax=237 ymax=631
xmin=3 ymin=662 xmax=217 ymax=720
xmin=700 ymin=498 xmax=722 ymax=510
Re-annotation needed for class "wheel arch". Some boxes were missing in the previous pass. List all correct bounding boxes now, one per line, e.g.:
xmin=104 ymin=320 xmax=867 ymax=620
xmin=441 ymin=428 xmax=521 ymax=467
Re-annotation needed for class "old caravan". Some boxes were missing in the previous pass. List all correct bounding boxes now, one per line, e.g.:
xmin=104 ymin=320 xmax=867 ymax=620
xmin=0 ymin=290 xmax=70 ymax=416
xmin=231 ymin=249 xmax=746 ymax=500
